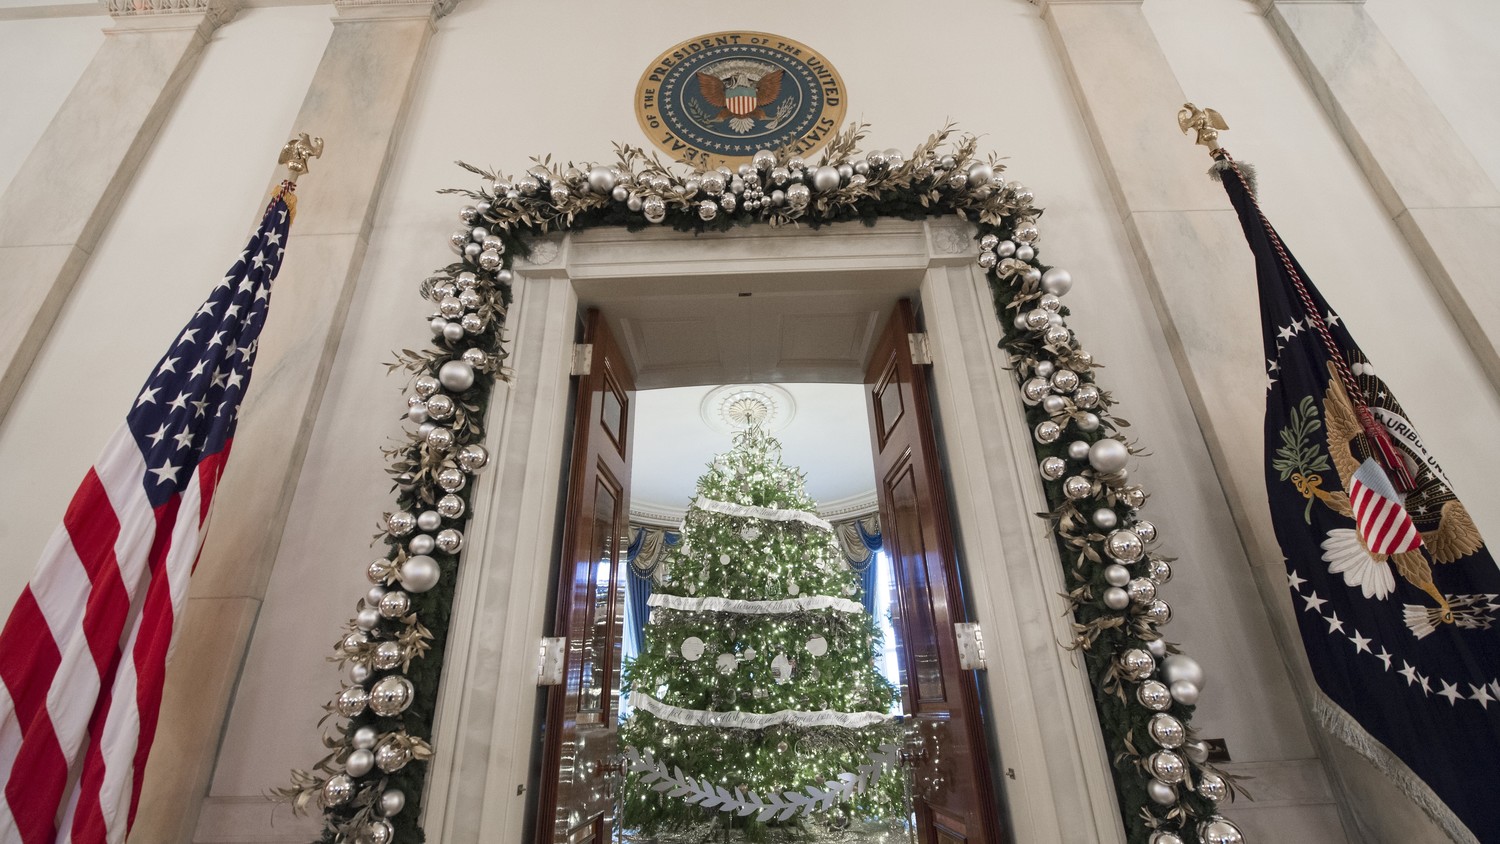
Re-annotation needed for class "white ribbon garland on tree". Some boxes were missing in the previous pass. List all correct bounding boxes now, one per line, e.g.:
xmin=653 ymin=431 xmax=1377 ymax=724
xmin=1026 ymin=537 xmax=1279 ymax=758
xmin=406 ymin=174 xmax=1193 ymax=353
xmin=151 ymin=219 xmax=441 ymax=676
xmin=624 ymin=743 xmax=901 ymax=822
xmin=693 ymin=495 xmax=833 ymax=532
xmin=647 ymin=593 xmax=865 ymax=615
xmin=630 ymin=692 xmax=895 ymax=730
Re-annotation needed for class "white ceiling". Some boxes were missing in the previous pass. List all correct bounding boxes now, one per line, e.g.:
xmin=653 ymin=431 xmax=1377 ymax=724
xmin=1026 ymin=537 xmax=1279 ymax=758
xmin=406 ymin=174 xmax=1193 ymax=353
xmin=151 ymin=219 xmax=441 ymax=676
xmin=629 ymin=382 xmax=877 ymax=523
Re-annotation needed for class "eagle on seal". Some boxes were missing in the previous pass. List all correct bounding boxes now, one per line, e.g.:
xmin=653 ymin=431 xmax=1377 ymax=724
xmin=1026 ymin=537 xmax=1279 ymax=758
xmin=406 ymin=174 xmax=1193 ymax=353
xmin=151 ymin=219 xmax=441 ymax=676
xmin=1311 ymin=360 xmax=1484 ymax=627
xmin=695 ymin=60 xmax=785 ymax=134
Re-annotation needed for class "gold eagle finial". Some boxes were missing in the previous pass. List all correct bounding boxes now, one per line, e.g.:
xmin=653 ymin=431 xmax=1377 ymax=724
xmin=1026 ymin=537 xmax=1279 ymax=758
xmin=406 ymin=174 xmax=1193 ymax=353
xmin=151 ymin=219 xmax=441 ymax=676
xmin=1177 ymin=103 xmax=1229 ymax=151
xmin=278 ymin=133 xmax=324 ymax=181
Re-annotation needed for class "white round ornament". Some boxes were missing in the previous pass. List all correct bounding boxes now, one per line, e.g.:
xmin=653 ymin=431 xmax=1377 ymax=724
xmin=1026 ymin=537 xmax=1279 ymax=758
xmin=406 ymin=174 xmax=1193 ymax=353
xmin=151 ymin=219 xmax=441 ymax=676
xmin=806 ymin=636 xmax=829 ymax=657
xmin=680 ymin=637 xmax=706 ymax=661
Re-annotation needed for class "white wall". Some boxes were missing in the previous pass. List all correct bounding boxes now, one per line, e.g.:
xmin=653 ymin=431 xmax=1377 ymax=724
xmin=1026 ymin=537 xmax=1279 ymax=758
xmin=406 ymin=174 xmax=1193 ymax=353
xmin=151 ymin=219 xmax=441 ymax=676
xmin=1366 ymin=0 xmax=1500 ymax=190
xmin=0 ymin=13 xmax=104 ymax=197
xmin=1 ymin=0 xmax=1497 ymax=840
xmin=0 ymin=5 xmax=334 ymax=615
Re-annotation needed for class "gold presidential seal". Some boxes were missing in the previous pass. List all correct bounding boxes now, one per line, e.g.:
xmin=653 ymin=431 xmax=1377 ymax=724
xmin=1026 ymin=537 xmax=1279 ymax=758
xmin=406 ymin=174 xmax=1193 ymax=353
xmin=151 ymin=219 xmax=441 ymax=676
xmin=635 ymin=31 xmax=847 ymax=168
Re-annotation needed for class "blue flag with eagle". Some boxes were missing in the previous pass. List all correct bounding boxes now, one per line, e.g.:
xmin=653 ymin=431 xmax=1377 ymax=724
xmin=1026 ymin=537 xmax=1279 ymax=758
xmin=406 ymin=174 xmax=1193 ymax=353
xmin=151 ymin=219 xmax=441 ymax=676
xmin=1216 ymin=151 xmax=1500 ymax=843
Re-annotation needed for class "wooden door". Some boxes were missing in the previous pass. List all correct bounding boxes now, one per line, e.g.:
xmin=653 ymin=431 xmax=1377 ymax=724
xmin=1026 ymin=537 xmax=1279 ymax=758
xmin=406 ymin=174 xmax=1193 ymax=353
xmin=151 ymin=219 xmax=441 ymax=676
xmin=538 ymin=309 xmax=635 ymax=844
xmin=864 ymin=300 xmax=1006 ymax=844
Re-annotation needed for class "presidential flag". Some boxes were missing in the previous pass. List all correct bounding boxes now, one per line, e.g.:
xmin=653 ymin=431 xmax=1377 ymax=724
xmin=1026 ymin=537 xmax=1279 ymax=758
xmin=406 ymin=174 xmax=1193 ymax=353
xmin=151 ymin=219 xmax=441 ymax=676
xmin=1217 ymin=152 xmax=1500 ymax=842
xmin=0 ymin=182 xmax=294 ymax=843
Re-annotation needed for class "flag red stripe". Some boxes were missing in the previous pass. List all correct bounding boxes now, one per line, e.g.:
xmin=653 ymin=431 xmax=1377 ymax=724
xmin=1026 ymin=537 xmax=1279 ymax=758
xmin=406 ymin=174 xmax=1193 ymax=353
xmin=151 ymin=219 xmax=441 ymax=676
xmin=64 ymin=472 xmax=130 ymax=676
xmin=0 ymin=590 xmax=61 ymax=741
xmin=6 ymin=715 xmax=67 ymax=843
xmin=1368 ymin=499 xmax=1402 ymax=551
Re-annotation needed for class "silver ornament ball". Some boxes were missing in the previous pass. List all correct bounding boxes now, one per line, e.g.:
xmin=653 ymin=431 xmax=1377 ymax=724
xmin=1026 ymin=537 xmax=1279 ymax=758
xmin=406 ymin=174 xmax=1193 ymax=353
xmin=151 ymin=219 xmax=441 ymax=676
xmin=1022 ymin=377 xmax=1051 ymax=404
xmin=435 ymin=528 xmax=464 ymax=554
xmin=1063 ymin=476 xmax=1093 ymax=500
xmin=1162 ymin=654 xmax=1205 ymax=689
xmin=416 ymin=510 xmax=441 ymax=532
xmin=1039 ymin=456 xmax=1067 ymax=480
xmin=1041 ymin=268 xmax=1073 ymax=295
xmin=1149 ymin=749 xmax=1187 ymax=784
xmin=379 ymin=789 xmax=406 ymax=817
xmin=346 ymin=748 xmax=375 ymax=778
xmin=366 ymin=585 xmax=387 ymax=606
xmin=1137 ymin=680 xmax=1172 ymax=710
xmin=375 ymin=740 xmax=412 ymax=773
xmin=461 ymin=347 xmax=488 ymax=369
xmin=1067 ymin=440 xmax=1092 ymax=461
xmin=1034 ymin=420 xmax=1062 ymax=444
xmin=442 ymin=321 xmax=466 ymax=342
xmin=1127 ymin=577 xmax=1158 ymax=605
xmin=1149 ymin=713 xmax=1186 ymax=748
xmin=1198 ymin=818 xmax=1245 ymax=844
xmin=437 ymin=467 xmax=467 ymax=492
xmin=400 ymin=555 xmax=441 ymax=593
xmin=367 ymin=819 xmax=394 ymax=844
xmin=336 ymin=686 xmax=369 ymax=718
xmin=437 ymin=494 xmax=466 ymax=519
xmin=812 ymin=166 xmax=841 ymax=192
xmin=1132 ymin=520 xmax=1158 ymax=543
xmin=1073 ymin=384 xmax=1100 ymax=408
xmin=1043 ymin=325 xmax=1071 ymax=346
xmin=351 ymin=725 xmax=378 ymax=750
xmin=1093 ymin=508 xmax=1120 ymax=530
xmin=1051 ymin=369 xmax=1080 ymax=393
xmin=1034 ymin=359 xmax=1056 ymax=378
xmin=369 ymin=675 xmax=415 ymax=717
xmin=1148 ymin=558 xmax=1173 ymax=583
xmin=1150 ymin=834 xmax=1185 ymax=844
xmin=1103 ymin=586 xmax=1131 ymax=610
xmin=1146 ymin=638 xmax=1169 ymax=659
xmin=373 ymin=640 xmax=402 ymax=671
xmin=1169 ymin=680 xmax=1200 ymax=705
xmin=1198 ymin=772 xmax=1228 ymax=803
xmin=425 ymin=426 xmax=454 ymax=451
xmin=1104 ymin=564 xmax=1131 ymax=587
xmin=1076 ymin=412 xmax=1101 ymax=432
xmin=439 ymin=360 xmax=475 ymax=391
xmin=385 ymin=511 xmax=415 ymax=537
xmin=378 ymin=590 xmax=410 ymax=618
xmin=321 ymin=774 xmax=355 ymax=807
xmin=1185 ymin=740 xmax=1210 ymax=764
xmin=1119 ymin=648 xmax=1155 ymax=679
xmin=356 ymin=608 xmax=380 ymax=631
xmin=1144 ymin=599 xmax=1173 ymax=625
xmin=1106 ymin=529 xmax=1145 ymax=562
xmin=457 ymin=443 xmax=490 ymax=472
xmin=1089 ymin=439 xmax=1130 ymax=473
xmin=1147 ymin=778 xmax=1177 ymax=806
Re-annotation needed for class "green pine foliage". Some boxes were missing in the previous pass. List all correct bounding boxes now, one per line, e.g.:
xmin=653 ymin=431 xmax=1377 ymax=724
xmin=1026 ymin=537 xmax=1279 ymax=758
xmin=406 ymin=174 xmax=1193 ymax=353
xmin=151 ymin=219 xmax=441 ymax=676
xmin=620 ymin=426 xmax=901 ymax=835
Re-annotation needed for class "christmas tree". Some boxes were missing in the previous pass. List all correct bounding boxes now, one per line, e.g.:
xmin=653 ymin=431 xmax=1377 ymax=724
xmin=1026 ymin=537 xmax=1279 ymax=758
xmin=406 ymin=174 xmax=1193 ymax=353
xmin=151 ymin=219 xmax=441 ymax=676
xmin=620 ymin=425 xmax=901 ymax=836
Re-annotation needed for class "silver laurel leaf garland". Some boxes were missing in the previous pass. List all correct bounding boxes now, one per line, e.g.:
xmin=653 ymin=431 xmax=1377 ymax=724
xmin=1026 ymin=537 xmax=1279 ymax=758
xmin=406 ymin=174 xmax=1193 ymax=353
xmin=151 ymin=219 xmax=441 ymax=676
xmin=623 ymin=744 xmax=900 ymax=820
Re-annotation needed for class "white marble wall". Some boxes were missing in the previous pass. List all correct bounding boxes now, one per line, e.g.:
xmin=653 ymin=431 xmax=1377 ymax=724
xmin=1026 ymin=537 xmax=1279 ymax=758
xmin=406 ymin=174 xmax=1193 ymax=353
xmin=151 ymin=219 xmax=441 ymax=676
xmin=0 ymin=0 xmax=1495 ymax=842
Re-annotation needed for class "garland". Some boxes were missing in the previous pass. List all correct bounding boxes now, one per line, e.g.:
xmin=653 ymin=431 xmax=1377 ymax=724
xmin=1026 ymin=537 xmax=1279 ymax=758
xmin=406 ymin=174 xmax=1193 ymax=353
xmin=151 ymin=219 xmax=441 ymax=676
xmin=629 ymin=692 xmax=895 ymax=731
xmin=279 ymin=123 xmax=1245 ymax=844
xmin=692 ymin=495 xmax=834 ymax=531
xmin=622 ymin=743 xmax=901 ymax=822
xmin=646 ymin=593 xmax=866 ymax=615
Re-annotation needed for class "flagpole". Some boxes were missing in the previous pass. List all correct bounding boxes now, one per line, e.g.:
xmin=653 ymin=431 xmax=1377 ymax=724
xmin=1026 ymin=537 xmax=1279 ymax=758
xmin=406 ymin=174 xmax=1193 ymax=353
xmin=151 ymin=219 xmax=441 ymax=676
xmin=1180 ymin=105 xmax=1416 ymax=493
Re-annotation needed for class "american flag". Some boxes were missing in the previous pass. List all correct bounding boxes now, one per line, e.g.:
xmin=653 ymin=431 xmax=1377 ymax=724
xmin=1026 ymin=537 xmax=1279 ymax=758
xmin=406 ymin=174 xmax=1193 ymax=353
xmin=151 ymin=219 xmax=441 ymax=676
xmin=0 ymin=183 xmax=294 ymax=843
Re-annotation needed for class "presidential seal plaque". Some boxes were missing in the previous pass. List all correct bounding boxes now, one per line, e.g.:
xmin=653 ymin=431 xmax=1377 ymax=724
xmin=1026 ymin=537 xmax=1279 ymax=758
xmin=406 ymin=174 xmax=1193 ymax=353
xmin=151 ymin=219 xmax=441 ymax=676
xmin=635 ymin=31 xmax=847 ymax=167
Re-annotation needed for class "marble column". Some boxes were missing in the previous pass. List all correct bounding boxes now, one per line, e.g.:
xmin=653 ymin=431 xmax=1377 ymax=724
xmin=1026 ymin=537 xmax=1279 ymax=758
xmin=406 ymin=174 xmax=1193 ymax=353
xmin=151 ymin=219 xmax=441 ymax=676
xmin=128 ymin=0 xmax=456 ymax=839
xmin=1260 ymin=0 xmax=1500 ymax=393
xmin=0 ymin=0 xmax=230 ymax=427
xmin=1037 ymin=0 xmax=1377 ymax=840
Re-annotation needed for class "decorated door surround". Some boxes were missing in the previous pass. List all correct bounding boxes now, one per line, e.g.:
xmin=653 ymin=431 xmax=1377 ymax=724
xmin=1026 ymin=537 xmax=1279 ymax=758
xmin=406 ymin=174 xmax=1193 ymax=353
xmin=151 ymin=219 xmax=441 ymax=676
xmin=419 ymin=218 xmax=1126 ymax=843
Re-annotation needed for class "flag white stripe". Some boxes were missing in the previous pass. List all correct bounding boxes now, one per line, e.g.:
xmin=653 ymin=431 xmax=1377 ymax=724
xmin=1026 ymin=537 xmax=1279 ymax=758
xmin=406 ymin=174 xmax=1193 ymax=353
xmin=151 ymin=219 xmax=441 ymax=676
xmin=0 ymin=680 xmax=17 ymax=842
xmin=63 ymin=465 xmax=206 ymax=843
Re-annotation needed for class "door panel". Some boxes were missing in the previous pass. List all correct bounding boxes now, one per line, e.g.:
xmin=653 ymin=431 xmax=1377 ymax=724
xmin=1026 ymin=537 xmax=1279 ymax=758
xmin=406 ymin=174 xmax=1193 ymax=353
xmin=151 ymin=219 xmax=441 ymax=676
xmin=538 ymin=309 xmax=635 ymax=844
xmin=864 ymin=300 xmax=1006 ymax=844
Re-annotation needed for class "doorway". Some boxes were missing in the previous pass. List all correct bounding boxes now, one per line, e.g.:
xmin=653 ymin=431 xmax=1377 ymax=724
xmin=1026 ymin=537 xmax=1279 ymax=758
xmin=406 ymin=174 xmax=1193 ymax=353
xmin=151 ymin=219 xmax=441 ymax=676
xmin=422 ymin=220 xmax=1124 ymax=844
xmin=538 ymin=290 xmax=1005 ymax=843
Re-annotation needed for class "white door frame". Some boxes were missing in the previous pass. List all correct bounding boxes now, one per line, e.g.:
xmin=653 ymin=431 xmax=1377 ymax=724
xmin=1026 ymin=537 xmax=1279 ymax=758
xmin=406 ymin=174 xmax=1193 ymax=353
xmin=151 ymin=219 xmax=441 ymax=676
xmin=421 ymin=218 xmax=1126 ymax=844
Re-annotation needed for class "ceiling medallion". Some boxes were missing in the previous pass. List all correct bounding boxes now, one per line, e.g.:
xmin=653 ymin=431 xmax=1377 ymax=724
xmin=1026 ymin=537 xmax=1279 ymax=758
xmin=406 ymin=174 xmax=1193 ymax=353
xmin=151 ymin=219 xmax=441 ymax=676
xmin=700 ymin=384 xmax=797 ymax=435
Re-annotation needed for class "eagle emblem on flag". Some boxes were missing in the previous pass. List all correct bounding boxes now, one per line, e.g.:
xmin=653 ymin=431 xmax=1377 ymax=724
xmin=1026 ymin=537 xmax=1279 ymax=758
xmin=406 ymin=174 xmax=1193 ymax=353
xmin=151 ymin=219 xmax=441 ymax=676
xmin=1281 ymin=359 xmax=1488 ymax=636
xmin=695 ymin=60 xmax=785 ymax=134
